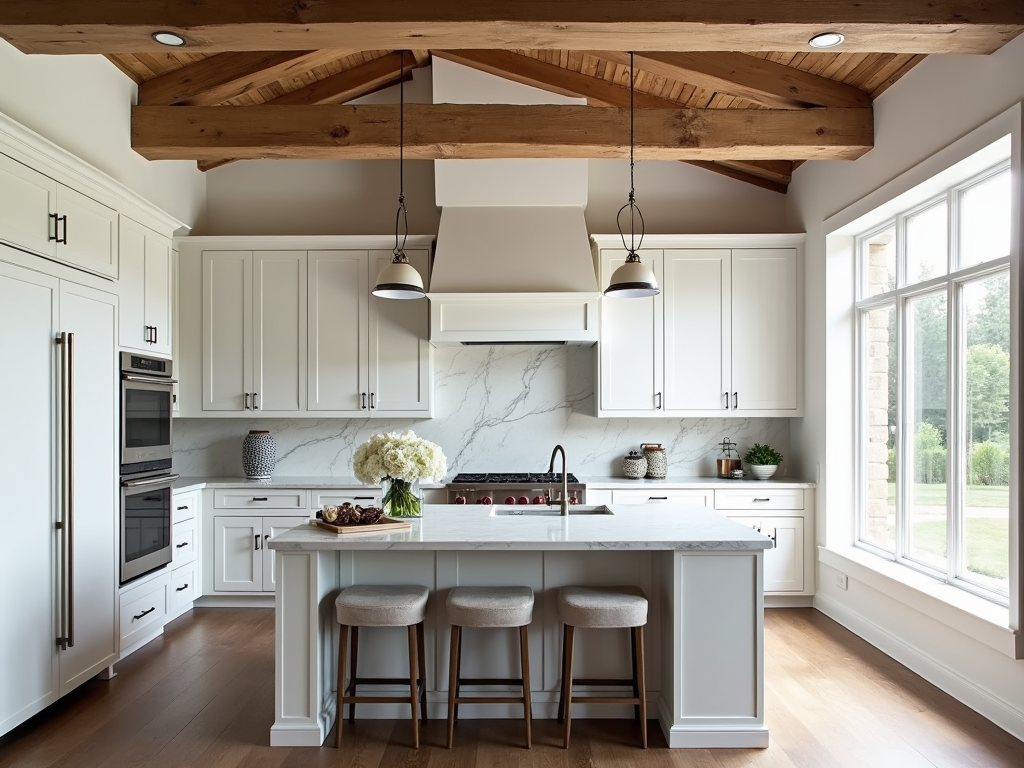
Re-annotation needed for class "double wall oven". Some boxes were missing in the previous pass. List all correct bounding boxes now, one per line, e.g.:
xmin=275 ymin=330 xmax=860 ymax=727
xmin=119 ymin=352 xmax=177 ymax=584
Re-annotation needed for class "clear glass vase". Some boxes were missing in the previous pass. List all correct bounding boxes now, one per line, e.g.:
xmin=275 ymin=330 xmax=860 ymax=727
xmin=382 ymin=478 xmax=423 ymax=518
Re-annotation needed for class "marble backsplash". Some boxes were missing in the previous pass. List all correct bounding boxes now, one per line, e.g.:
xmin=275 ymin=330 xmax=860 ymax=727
xmin=172 ymin=345 xmax=791 ymax=478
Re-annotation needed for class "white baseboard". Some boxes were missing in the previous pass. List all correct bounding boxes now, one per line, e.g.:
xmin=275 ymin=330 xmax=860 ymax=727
xmin=194 ymin=595 xmax=275 ymax=608
xmin=813 ymin=593 xmax=1024 ymax=743
xmin=765 ymin=595 xmax=814 ymax=608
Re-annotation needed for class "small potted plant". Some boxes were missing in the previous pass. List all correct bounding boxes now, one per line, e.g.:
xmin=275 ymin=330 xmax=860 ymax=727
xmin=743 ymin=443 xmax=783 ymax=480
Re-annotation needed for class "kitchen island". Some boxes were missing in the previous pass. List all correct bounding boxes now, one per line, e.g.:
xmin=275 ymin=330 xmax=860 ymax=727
xmin=267 ymin=503 xmax=772 ymax=749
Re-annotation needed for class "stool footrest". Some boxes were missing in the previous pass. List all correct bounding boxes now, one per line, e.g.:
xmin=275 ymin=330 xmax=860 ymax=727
xmin=453 ymin=695 xmax=526 ymax=705
xmin=457 ymin=677 xmax=525 ymax=686
xmin=348 ymin=676 xmax=424 ymax=687
xmin=341 ymin=695 xmax=418 ymax=705
xmin=571 ymin=695 xmax=643 ymax=705
xmin=568 ymin=677 xmax=636 ymax=687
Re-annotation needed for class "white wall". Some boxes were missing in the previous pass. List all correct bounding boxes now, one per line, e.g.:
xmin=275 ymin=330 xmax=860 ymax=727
xmin=787 ymin=33 xmax=1024 ymax=740
xmin=0 ymin=40 xmax=206 ymax=230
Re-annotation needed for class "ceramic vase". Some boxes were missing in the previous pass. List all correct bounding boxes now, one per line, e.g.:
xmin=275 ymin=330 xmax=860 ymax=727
xmin=243 ymin=430 xmax=276 ymax=479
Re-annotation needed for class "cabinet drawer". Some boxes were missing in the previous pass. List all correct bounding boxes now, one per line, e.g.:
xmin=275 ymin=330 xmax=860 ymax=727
xmin=172 ymin=518 xmax=196 ymax=565
xmin=169 ymin=563 xmax=197 ymax=611
xmin=312 ymin=490 xmax=380 ymax=510
xmin=120 ymin=577 xmax=167 ymax=649
xmin=612 ymin=489 xmax=710 ymax=507
xmin=214 ymin=489 xmax=306 ymax=509
xmin=715 ymin=488 xmax=804 ymax=510
xmin=173 ymin=490 xmax=198 ymax=523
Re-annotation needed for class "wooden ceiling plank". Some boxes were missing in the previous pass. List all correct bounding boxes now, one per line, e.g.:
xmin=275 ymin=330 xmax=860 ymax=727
xmin=4 ymin=1 xmax=1022 ymax=55
xmin=105 ymin=55 xmax=145 ymax=83
xmin=869 ymin=54 xmax=927 ymax=98
xmin=131 ymin=103 xmax=874 ymax=161
xmin=717 ymin=160 xmax=794 ymax=184
xmin=266 ymin=51 xmax=414 ymax=106
xmin=684 ymin=161 xmax=789 ymax=194
xmin=590 ymin=50 xmax=871 ymax=109
xmin=137 ymin=49 xmax=350 ymax=106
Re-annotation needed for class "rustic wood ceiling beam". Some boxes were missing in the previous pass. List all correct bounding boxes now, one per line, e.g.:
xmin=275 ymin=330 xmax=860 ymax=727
xmin=138 ymin=50 xmax=349 ymax=106
xmin=131 ymin=104 xmax=873 ymax=161
xmin=592 ymin=50 xmax=871 ymax=110
xmin=432 ymin=50 xmax=796 ymax=192
xmin=2 ymin=1 xmax=1021 ymax=55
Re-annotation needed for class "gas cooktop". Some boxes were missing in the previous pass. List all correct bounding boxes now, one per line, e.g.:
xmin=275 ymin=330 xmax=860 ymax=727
xmin=450 ymin=472 xmax=581 ymax=484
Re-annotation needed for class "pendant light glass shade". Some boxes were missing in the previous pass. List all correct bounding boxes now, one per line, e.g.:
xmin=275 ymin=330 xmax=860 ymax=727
xmin=373 ymin=51 xmax=425 ymax=300
xmin=604 ymin=51 xmax=659 ymax=299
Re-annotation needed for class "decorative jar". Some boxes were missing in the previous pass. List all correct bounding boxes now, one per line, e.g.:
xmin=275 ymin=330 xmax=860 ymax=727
xmin=642 ymin=443 xmax=668 ymax=479
xmin=242 ymin=430 xmax=276 ymax=479
xmin=622 ymin=450 xmax=648 ymax=479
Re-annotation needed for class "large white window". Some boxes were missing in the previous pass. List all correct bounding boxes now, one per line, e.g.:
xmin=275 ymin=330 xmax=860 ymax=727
xmin=855 ymin=163 xmax=1013 ymax=602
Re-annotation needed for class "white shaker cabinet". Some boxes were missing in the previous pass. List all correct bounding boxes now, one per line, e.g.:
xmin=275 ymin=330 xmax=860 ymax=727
xmin=594 ymin=235 xmax=803 ymax=417
xmin=119 ymin=216 xmax=172 ymax=356
xmin=0 ymin=258 xmax=118 ymax=736
xmin=201 ymin=250 xmax=306 ymax=413
xmin=0 ymin=153 xmax=118 ymax=279
xmin=213 ymin=515 xmax=307 ymax=593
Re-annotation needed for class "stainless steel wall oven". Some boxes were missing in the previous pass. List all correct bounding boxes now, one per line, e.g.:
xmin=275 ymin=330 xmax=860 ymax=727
xmin=120 ymin=471 xmax=178 ymax=584
xmin=120 ymin=351 xmax=174 ymax=475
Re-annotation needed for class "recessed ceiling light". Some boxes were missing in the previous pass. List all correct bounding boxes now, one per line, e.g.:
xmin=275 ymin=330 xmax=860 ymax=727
xmin=152 ymin=31 xmax=186 ymax=47
xmin=808 ymin=32 xmax=845 ymax=49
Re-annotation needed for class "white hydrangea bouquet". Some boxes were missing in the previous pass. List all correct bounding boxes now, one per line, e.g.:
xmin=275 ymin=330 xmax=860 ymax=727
xmin=352 ymin=430 xmax=447 ymax=517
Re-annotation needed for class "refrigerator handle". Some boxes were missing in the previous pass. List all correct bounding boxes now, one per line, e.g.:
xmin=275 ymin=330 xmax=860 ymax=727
xmin=56 ymin=332 xmax=75 ymax=650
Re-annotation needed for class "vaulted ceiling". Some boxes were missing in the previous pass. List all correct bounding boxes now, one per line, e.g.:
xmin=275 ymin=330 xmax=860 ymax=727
xmin=1 ymin=2 xmax=1021 ymax=194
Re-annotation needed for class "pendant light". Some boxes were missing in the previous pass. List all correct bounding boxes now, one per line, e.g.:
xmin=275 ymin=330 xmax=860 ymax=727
xmin=604 ymin=52 xmax=659 ymax=298
xmin=372 ymin=51 xmax=425 ymax=300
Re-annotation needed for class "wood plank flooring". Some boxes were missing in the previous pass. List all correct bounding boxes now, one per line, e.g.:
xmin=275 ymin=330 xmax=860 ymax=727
xmin=1 ymin=608 xmax=1021 ymax=767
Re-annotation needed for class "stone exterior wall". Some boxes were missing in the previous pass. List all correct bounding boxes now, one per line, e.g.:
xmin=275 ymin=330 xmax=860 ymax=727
xmin=865 ymin=239 xmax=894 ymax=544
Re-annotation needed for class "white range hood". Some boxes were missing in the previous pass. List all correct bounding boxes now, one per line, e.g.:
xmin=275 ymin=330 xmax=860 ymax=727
xmin=427 ymin=58 xmax=600 ymax=346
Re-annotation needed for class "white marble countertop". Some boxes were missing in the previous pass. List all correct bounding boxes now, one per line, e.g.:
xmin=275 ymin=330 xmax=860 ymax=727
xmin=579 ymin=475 xmax=815 ymax=488
xmin=266 ymin=504 xmax=774 ymax=551
xmin=172 ymin=476 xmax=446 ymax=493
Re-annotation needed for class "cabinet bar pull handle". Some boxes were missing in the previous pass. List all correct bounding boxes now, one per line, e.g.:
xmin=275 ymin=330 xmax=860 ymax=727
xmin=361 ymin=392 xmax=367 ymax=409
xmin=49 ymin=212 xmax=59 ymax=241
xmin=254 ymin=535 xmax=261 ymax=550
xmin=733 ymin=392 xmax=738 ymax=409
xmin=176 ymin=541 xmax=189 ymax=548
xmin=153 ymin=326 xmax=157 ymax=344
xmin=244 ymin=392 xmax=250 ymax=410
xmin=176 ymin=584 xmax=189 ymax=592
xmin=655 ymin=392 xmax=662 ymax=410
xmin=61 ymin=214 xmax=67 ymax=244
xmin=252 ymin=392 xmax=258 ymax=409
xmin=649 ymin=496 xmax=668 ymax=500
xmin=132 ymin=607 xmax=156 ymax=621
xmin=252 ymin=497 xmax=268 ymax=501
xmin=724 ymin=391 xmax=730 ymax=409
xmin=56 ymin=331 xmax=75 ymax=650
xmin=353 ymin=496 xmax=375 ymax=500
xmin=370 ymin=392 xmax=375 ymax=409
xmin=176 ymin=505 xmax=189 ymax=510
xmin=753 ymin=498 xmax=770 ymax=502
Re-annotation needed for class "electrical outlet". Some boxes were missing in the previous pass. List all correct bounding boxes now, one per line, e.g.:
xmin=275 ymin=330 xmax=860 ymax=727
xmin=835 ymin=572 xmax=849 ymax=590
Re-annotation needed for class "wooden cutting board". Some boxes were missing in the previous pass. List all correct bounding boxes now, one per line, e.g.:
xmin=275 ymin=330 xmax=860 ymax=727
xmin=310 ymin=518 xmax=413 ymax=535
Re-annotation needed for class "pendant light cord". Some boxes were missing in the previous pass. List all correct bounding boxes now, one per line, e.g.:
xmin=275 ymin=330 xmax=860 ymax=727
xmin=616 ymin=51 xmax=644 ymax=258
xmin=394 ymin=50 xmax=409 ymax=262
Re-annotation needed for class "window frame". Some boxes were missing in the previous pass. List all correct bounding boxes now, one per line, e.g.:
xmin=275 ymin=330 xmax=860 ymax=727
xmin=855 ymin=160 xmax=1013 ymax=605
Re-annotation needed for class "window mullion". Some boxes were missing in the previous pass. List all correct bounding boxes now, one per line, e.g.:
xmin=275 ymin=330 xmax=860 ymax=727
xmin=896 ymin=293 xmax=909 ymax=564
xmin=947 ymin=280 xmax=962 ymax=585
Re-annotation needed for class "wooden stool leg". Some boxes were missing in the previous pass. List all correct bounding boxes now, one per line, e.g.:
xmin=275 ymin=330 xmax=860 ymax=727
xmin=446 ymin=625 xmax=461 ymax=749
xmin=636 ymin=625 xmax=648 ymax=749
xmin=557 ymin=623 xmax=567 ymax=723
xmin=454 ymin=628 xmax=464 ymax=723
xmin=519 ymin=625 xmax=532 ymax=749
xmin=630 ymin=626 xmax=640 ymax=723
xmin=348 ymin=625 xmax=359 ymax=724
xmin=416 ymin=621 xmax=428 ymax=723
xmin=407 ymin=624 xmax=420 ymax=749
xmin=562 ymin=623 xmax=575 ymax=749
xmin=335 ymin=623 xmax=349 ymax=749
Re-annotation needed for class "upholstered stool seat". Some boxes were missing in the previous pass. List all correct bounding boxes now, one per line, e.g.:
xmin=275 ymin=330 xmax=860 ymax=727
xmin=335 ymin=584 xmax=428 ymax=627
xmin=445 ymin=586 xmax=534 ymax=749
xmin=557 ymin=585 xmax=649 ymax=749
xmin=334 ymin=584 xmax=428 ymax=749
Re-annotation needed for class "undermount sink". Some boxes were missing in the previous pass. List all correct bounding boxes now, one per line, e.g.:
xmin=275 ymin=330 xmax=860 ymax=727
xmin=490 ymin=505 xmax=613 ymax=516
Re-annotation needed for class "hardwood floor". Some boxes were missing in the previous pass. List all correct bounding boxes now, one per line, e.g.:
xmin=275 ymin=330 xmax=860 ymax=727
xmin=1 ymin=608 xmax=1021 ymax=767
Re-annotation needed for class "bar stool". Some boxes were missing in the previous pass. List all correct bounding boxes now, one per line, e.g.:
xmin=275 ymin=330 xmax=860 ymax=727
xmin=557 ymin=585 xmax=648 ymax=749
xmin=334 ymin=584 xmax=428 ymax=749
xmin=445 ymin=586 xmax=534 ymax=749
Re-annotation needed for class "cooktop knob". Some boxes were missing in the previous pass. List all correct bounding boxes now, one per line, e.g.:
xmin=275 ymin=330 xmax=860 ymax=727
xmin=518 ymin=496 xmax=529 ymax=505
xmin=505 ymin=496 xmax=516 ymax=505
xmin=454 ymin=495 xmax=466 ymax=504
xmin=533 ymin=496 xmax=546 ymax=505
xmin=479 ymin=496 xmax=492 ymax=505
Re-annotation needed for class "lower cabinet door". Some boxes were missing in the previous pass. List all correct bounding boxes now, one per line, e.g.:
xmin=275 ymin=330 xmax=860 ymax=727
xmin=169 ymin=563 xmax=197 ymax=612
xmin=214 ymin=516 xmax=262 ymax=592
xmin=730 ymin=515 xmax=804 ymax=592
xmin=120 ymin=576 xmax=168 ymax=650
xmin=261 ymin=517 xmax=307 ymax=593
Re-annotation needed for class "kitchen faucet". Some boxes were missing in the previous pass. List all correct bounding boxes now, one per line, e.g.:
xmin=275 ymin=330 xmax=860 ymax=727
xmin=548 ymin=444 xmax=569 ymax=516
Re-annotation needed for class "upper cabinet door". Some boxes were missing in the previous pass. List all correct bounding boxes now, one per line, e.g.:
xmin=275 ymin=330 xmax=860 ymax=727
xmin=663 ymin=249 xmax=732 ymax=412
xmin=367 ymin=249 xmax=431 ymax=415
xmin=202 ymin=251 xmax=252 ymax=411
xmin=730 ymin=248 xmax=798 ymax=411
xmin=306 ymin=250 xmax=367 ymax=413
xmin=54 ymin=184 xmax=118 ymax=279
xmin=252 ymin=251 xmax=305 ymax=412
xmin=599 ymin=249 xmax=663 ymax=413
xmin=0 ymin=153 xmax=57 ymax=259
xmin=143 ymin=232 xmax=172 ymax=357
